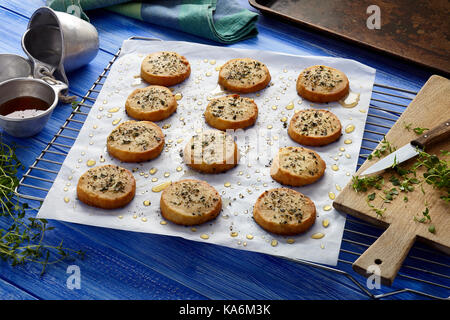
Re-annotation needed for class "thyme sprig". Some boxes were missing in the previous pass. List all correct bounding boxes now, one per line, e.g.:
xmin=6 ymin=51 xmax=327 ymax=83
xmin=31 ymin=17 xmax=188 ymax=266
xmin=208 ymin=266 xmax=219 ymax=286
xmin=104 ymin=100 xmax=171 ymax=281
xmin=413 ymin=150 xmax=450 ymax=202
xmin=353 ymin=143 xmax=448 ymax=233
xmin=367 ymin=136 xmax=396 ymax=160
xmin=0 ymin=136 xmax=83 ymax=275
xmin=403 ymin=122 xmax=429 ymax=135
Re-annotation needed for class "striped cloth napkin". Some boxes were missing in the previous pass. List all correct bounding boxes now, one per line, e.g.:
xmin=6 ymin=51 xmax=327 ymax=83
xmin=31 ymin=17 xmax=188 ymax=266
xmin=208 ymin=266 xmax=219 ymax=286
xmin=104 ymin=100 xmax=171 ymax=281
xmin=47 ymin=0 xmax=259 ymax=43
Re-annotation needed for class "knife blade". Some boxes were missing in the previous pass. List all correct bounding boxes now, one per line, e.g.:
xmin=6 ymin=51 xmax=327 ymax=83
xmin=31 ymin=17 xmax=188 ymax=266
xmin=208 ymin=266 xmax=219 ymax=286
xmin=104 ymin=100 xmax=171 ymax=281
xmin=359 ymin=143 xmax=419 ymax=176
xmin=359 ymin=118 xmax=450 ymax=176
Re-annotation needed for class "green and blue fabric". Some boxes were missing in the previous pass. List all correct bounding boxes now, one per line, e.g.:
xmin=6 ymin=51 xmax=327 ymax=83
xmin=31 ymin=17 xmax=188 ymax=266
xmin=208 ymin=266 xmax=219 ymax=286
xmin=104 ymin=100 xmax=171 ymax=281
xmin=46 ymin=0 xmax=259 ymax=43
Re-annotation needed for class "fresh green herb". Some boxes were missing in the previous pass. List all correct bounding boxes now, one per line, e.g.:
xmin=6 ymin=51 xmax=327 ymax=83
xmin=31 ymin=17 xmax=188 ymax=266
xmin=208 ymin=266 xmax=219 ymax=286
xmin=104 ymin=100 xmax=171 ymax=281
xmin=352 ymin=175 xmax=384 ymax=192
xmin=413 ymin=127 xmax=429 ymax=135
xmin=428 ymin=225 xmax=436 ymax=234
xmin=0 ymin=136 xmax=83 ymax=275
xmin=403 ymin=122 xmax=412 ymax=131
xmin=391 ymin=155 xmax=399 ymax=170
xmin=71 ymin=100 xmax=81 ymax=110
xmin=366 ymin=200 xmax=386 ymax=217
xmin=381 ymin=187 xmax=399 ymax=203
xmin=403 ymin=196 xmax=408 ymax=203
xmin=367 ymin=193 xmax=376 ymax=201
xmin=413 ymin=206 xmax=432 ymax=224
xmin=413 ymin=151 xmax=449 ymax=202
xmin=403 ymin=122 xmax=429 ymax=135
xmin=368 ymin=137 xmax=396 ymax=160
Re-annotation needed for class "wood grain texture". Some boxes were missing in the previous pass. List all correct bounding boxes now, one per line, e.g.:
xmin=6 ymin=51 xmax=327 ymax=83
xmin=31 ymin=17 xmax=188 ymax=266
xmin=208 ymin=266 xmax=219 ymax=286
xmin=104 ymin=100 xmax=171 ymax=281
xmin=411 ymin=118 xmax=450 ymax=150
xmin=250 ymin=0 xmax=450 ymax=74
xmin=1 ymin=0 xmax=447 ymax=300
xmin=334 ymin=75 xmax=450 ymax=286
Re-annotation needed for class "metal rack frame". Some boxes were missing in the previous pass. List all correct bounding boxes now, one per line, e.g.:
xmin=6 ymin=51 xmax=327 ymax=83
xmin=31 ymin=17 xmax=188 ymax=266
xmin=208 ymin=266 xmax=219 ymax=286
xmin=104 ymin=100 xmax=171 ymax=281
xmin=15 ymin=39 xmax=450 ymax=300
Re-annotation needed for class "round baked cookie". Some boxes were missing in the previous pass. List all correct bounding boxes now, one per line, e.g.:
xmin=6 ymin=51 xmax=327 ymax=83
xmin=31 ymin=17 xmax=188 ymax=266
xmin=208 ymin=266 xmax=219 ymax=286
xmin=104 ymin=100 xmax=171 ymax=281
xmin=77 ymin=165 xmax=136 ymax=209
xmin=107 ymin=120 xmax=164 ymax=163
xmin=183 ymin=130 xmax=239 ymax=173
xmin=218 ymin=58 xmax=271 ymax=93
xmin=270 ymin=146 xmax=326 ymax=186
xmin=288 ymin=109 xmax=342 ymax=146
xmin=125 ymin=85 xmax=177 ymax=121
xmin=160 ymin=179 xmax=222 ymax=225
xmin=204 ymin=94 xmax=258 ymax=130
xmin=296 ymin=65 xmax=349 ymax=103
xmin=140 ymin=51 xmax=191 ymax=86
xmin=253 ymin=188 xmax=316 ymax=235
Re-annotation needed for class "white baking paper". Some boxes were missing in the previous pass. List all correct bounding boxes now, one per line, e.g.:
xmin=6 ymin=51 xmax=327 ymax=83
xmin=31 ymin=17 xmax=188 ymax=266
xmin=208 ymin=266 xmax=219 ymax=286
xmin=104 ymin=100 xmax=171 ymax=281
xmin=38 ymin=39 xmax=376 ymax=266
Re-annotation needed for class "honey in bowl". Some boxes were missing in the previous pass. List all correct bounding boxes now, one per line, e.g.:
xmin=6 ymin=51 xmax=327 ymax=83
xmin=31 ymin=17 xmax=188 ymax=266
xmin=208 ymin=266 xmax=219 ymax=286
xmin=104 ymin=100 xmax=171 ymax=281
xmin=0 ymin=96 xmax=50 ymax=119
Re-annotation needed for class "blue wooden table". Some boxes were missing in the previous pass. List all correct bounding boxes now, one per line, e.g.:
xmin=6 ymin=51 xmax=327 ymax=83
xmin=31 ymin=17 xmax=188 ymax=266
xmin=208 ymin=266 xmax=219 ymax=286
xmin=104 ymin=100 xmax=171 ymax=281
xmin=0 ymin=0 xmax=448 ymax=300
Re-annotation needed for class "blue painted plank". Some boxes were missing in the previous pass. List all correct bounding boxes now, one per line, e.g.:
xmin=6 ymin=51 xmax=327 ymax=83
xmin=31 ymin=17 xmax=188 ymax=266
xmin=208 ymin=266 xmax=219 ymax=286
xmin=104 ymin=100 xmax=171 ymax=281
xmin=0 ymin=279 xmax=37 ymax=300
xmin=0 ymin=217 xmax=208 ymax=300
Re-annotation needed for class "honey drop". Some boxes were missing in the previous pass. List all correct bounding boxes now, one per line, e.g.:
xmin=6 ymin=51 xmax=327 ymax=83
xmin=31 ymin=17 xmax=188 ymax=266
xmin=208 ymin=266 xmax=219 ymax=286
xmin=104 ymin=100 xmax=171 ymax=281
xmin=152 ymin=181 xmax=171 ymax=192
xmin=285 ymin=102 xmax=294 ymax=110
xmin=338 ymin=92 xmax=360 ymax=108
xmin=86 ymin=159 xmax=96 ymax=167
xmin=311 ymin=233 xmax=325 ymax=239
xmin=345 ymin=124 xmax=355 ymax=133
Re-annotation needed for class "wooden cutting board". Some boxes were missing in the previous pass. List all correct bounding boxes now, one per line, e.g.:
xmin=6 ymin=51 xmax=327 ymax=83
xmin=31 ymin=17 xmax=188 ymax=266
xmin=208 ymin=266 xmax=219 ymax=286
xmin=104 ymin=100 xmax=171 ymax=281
xmin=333 ymin=75 xmax=450 ymax=286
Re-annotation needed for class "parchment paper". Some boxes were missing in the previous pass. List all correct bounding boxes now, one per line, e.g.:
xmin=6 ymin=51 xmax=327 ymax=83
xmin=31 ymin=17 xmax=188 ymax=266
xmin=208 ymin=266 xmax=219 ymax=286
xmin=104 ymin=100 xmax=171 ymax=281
xmin=38 ymin=39 xmax=376 ymax=266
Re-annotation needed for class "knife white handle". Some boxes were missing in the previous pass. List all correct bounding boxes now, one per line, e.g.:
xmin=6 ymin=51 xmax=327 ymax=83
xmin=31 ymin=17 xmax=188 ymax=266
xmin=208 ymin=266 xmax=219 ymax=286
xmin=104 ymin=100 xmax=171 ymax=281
xmin=411 ymin=118 xmax=450 ymax=150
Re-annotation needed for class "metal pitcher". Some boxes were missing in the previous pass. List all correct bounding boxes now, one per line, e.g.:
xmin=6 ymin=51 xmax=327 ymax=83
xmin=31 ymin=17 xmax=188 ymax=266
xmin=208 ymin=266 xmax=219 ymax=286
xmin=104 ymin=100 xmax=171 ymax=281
xmin=22 ymin=6 xmax=99 ymax=85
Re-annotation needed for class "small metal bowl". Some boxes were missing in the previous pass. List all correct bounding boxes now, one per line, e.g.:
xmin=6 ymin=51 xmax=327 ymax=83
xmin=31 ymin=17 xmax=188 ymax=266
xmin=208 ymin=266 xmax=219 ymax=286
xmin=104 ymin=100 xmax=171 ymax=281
xmin=0 ymin=77 xmax=67 ymax=137
xmin=0 ymin=54 xmax=32 ymax=84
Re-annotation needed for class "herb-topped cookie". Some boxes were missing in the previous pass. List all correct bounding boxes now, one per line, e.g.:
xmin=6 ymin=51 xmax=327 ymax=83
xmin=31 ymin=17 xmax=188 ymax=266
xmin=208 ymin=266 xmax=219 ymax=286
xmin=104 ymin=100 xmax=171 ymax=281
xmin=204 ymin=94 xmax=258 ymax=130
xmin=140 ymin=51 xmax=191 ymax=86
xmin=253 ymin=188 xmax=316 ymax=235
xmin=270 ymin=146 xmax=326 ymax=186
xmin=183 ymin=130 xmax=239 ymax=173
xmin=107 ymin=120 xmax=164 ymax=163
xmin=77 ymin=165 xmax=136 ymax=209
xmin=160 ymin=179 xmax=222 ymax=225
xmin=288 ymin=109 xmax=342 ymax=146
xmin=125 ymin=85 xmax=177 ymax=121
xmin=218 ymin=58 xmax=271 ymax=93
xmin=296 ymin=65 xmax=349 ymax=103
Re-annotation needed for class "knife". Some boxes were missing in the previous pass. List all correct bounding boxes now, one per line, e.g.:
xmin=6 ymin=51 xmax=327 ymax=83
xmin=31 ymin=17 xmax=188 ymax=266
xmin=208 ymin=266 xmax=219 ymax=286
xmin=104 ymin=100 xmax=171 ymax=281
xmin=360 ymin=119 xmax=450 ymax=176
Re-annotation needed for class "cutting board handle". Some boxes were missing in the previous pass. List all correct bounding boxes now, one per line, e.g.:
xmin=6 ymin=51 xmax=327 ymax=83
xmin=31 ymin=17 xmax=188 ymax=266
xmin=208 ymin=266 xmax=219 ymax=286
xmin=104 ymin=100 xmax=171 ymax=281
xmin=352 ymin=225 xmax=416 ymax=286
xmin=411 ymin=118 xmax=450 ymax=150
